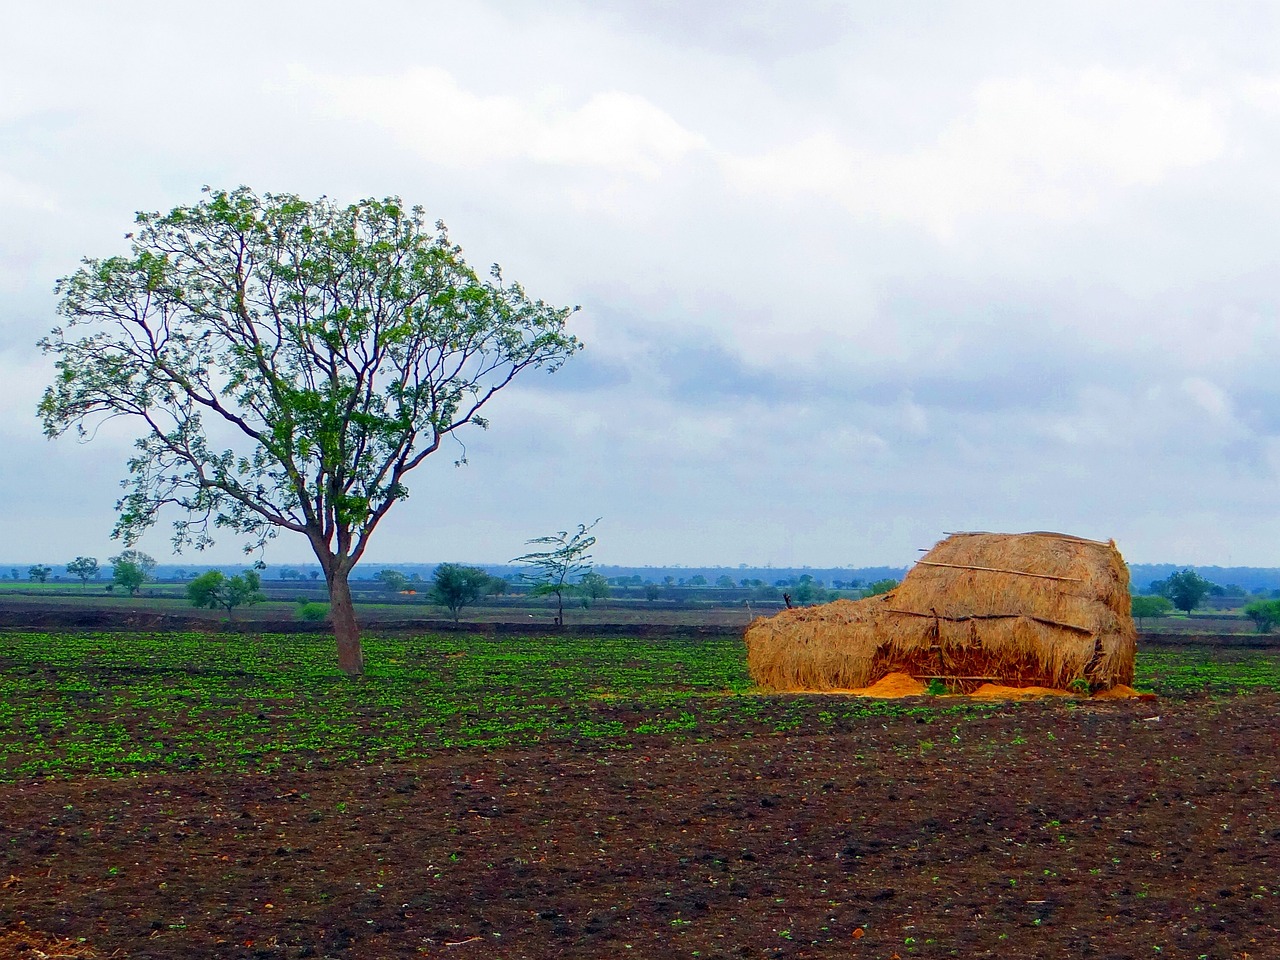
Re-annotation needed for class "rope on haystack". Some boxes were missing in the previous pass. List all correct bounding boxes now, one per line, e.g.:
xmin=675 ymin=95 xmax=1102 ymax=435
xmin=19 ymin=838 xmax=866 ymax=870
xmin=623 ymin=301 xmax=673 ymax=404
xmin=913 ymin=560 xmax=1082 ymax=582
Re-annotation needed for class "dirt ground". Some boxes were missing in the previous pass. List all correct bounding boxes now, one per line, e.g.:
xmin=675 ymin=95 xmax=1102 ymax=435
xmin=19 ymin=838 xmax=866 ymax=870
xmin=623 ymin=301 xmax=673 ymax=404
xmin=3 ymin=692 xmax=1279 ymax=960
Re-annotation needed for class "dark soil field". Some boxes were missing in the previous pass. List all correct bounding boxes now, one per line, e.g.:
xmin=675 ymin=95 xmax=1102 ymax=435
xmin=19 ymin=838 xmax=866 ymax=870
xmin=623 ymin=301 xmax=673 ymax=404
xmin=2 ymin=629 xmax=1279 ymax=959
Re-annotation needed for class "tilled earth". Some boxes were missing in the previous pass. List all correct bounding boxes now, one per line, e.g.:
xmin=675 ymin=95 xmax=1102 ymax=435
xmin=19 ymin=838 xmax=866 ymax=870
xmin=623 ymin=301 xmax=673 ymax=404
xmin=3 ymin=693 xmax=1279 ymax=959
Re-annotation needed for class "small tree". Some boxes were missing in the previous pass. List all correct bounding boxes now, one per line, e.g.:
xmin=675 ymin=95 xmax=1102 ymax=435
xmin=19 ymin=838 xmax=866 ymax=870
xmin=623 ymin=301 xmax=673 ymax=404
xmin=513 ymin=519 xmax=599 ymax=626
xmin=375 ymin=569 xmax=409 ymax=594
xmin=28 ymin=564 xmax=52 ymax=583
xmin=1242 ymin=599 xmax=1280 ymax=634
xmin=427 ymin=563 xmax=494 ymax=623
xmin=1131 ymin=594 xmax=1173 ymax=627
xmin=1163 ymin=569 xmax=1214 ymax=616
xmin=110 ymin=550 xmax=157 ymax=579
xmin=577 ymin=571 xmax=611 ymax=608
xmin=187 ymin=570 xmax=266 ymax=618
xmin=112 ymin=560 xmax=146 ymax=595
xmin=66 ymin=557 xmax=100 ymax=589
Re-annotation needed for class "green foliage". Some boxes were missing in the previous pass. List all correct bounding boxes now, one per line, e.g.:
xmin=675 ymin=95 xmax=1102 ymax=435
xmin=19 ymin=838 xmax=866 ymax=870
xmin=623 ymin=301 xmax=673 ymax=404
xmin=1243 ymin=599 xmax=1280 ymax=634
xmin=577 ymin=571 xmax=611 ymax=608
xmin=863 ymin=578 xmax=900 ymax=598
xmin=375 ymin=569 xmax=409 ymax=593
xmin=5 ymin=631 xmax=1280 ymax=782
xmin=112 ymin=560 xmax=146 ymax=596
xmin=1131 ymin=594 xmax=1173 ymax=625
xmin=297 ymin=601 xmax=330 ymax=622
xmin=65 ymin=557 xmax=99 ymax=587
xmin=925 ymin=678 xmax=948 ymax=696
xmin=39 ymin=186 xmax=582 ymax=675
xmin=513 ymin=519 xmax=599 ymax=625
xmin=791 ymin=574 xmax=830 ymax=605
xmin=1068 ymin=677 xmax=1092 ymax=695
xmin=427 ymin=563 xmax=494 ymax=623
xmin=186 ymin=570 xmax=265 ymax=617
xmin=108 ymin=550 xmax=156 ymax=577
xmin=1158 ymin=569 xmax=1216 ymax=615
xmin=27 ymin=565 xmax=52 ymax=583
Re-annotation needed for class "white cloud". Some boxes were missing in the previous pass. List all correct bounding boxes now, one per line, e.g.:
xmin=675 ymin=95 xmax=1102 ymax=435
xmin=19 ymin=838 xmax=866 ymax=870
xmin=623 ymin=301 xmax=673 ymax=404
xmin=1180 ymin=376 xmax=1234 ymax=421
xmin=0 ymin=170 xmax=60 ymax=214
xmin=285 ymin=65 xmax=707 ymax=178
xmin=724 ymin=67 xmax=1225 ymax=237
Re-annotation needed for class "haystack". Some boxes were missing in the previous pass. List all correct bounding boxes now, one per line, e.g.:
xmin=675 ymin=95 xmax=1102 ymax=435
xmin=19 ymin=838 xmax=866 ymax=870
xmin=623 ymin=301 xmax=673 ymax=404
xmin=745 ymin=531 xmax=1136 ymax=693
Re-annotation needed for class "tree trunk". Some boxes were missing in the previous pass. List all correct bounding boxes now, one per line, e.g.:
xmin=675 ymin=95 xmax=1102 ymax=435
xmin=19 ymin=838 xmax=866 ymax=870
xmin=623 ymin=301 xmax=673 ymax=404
xmin=328 ymin=568 xmax=364 ymax=677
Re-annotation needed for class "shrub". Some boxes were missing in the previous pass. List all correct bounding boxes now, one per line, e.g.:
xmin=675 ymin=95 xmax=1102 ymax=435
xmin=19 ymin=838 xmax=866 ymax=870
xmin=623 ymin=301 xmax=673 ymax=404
xmin=297 ymin=601 xmax=329 ymax=622
xmin=1243 ymin=599 xmax=1280 ymax=634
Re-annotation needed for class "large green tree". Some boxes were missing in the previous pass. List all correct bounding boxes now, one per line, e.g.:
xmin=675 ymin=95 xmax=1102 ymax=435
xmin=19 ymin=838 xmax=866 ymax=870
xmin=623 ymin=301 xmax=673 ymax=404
xmin=39 ymin=186 xmax=580 ymax=676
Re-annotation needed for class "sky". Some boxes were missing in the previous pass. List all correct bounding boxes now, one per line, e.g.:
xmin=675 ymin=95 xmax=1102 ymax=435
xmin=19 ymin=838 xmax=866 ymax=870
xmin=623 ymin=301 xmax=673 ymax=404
xmin=3 ymin=1 xmax=1280 ymax=570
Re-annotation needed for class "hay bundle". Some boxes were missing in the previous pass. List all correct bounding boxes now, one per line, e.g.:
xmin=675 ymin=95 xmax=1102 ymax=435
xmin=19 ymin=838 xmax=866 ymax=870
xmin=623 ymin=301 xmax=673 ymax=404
xmin=745 ymin=531 xmax=1136 ymax=693
xmin=743 ymin=597 xmax=891 ymax=691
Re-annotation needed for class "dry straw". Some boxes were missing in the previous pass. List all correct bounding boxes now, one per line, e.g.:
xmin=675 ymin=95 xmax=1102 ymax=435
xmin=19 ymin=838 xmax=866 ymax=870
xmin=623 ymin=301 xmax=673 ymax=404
xmin=745 ymin=531 xmax=1137 ymax=693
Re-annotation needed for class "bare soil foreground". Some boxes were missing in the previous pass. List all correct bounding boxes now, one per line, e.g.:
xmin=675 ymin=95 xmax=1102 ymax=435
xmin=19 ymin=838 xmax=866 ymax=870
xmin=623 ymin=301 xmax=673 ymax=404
xmin=4 ymin=691 xmax=1279 ymax=959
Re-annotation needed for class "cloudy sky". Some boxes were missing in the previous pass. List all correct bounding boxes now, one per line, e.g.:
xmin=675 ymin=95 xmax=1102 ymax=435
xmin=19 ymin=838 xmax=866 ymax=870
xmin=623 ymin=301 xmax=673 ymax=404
xmin=3 ymin=1 xmax=1280 ymax=569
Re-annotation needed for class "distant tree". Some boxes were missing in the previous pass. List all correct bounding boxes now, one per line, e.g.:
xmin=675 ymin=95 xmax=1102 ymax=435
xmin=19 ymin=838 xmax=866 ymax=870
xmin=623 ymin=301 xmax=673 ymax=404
xmin=279 ymin=568 xmax=301 ymax=581
xmin=688 ymin=574 xmax=707 ymax=587
xmin=644 ymin=583 xmax=661 ymax=601
xmin=427 ymin=563 xmax=494 ymax=623
xmin=28 ymin=564 xmax=52 ymax=583
xmin=375 ymin=569 xmax=409 ymax=593
xmin=752 ymin=582 xmax=780 ymax=601
xmin=109 ymin=550 xmax=157 ymax=579
xmin=65 ymin=556 xmax=99 ymax=588
xmin=1242 ymin=599 xmax=1280 ymax=634
xmin=1131 ymin=594 xmax=1173 ymax=627
xmin=112 ymin=560 xmax=147 ymax=595
xmin=862 ymin=578 xmax=900 ymax=598
xmin=577 ymin=571 xmax=611 ymax=608
xmin=187 ymin=570 xmax=265 ymax=617
xmin=716 ymin=575 xmax=736 ymax=589
xmin=173 ymin=568 xmax=188 ymax=580
xmin=513 ymin=519 xmax=599 ymax=626
xmin=1163 ymin=569 xmax=1214 ymax=616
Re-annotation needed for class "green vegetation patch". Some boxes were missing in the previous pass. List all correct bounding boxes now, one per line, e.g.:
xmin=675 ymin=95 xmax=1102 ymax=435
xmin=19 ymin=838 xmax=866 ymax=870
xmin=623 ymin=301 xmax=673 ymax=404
xmin=3 ymin=632 xmax=1278 ymax=782
xmin=1136 ymin=647 xmax=1280 ymax=696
